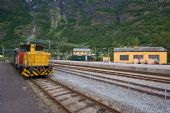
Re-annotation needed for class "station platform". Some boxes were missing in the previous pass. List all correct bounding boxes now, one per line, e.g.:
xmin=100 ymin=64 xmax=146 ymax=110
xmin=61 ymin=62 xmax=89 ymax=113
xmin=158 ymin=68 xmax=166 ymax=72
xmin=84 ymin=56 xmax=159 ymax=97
xmin=0 ymin=62 xmax=42 ymax=113
xmin=54 ymin=60 xmax=170 ymax=75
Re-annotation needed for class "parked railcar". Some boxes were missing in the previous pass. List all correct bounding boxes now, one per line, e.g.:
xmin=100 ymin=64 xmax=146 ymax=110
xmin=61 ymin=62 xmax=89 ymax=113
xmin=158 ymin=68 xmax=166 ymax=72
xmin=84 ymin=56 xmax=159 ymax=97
xmin=12 ymin=44 xmax=53 ymax=77
xmin=69 ymin=55 xmax=95 ymax=61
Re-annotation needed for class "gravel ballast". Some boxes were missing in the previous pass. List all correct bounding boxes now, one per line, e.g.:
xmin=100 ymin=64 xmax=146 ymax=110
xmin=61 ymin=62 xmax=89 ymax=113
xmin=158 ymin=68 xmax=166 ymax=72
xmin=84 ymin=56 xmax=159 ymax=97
xmin=52 ymin=71 xmax=170 ymax=113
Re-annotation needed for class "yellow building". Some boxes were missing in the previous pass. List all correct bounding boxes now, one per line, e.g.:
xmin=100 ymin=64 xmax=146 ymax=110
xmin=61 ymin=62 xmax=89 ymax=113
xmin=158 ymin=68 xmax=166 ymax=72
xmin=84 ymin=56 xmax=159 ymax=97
xmin=114 ymin=47 xmax=167 ymax=64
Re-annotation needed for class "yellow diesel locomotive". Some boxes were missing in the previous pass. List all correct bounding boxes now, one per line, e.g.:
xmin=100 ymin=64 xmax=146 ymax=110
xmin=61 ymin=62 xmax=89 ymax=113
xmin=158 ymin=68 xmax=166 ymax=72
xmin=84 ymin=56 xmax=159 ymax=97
xmin=12 ymin=44 xmax=53 ymax=77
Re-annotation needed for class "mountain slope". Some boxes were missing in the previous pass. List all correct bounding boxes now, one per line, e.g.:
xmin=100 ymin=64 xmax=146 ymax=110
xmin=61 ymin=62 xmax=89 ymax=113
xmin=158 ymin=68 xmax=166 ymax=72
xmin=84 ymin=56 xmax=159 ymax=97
xmin=0 ymin=0 xmax=170 ymax=60
xmin=0 ymin=0 xmax=32 ymax=43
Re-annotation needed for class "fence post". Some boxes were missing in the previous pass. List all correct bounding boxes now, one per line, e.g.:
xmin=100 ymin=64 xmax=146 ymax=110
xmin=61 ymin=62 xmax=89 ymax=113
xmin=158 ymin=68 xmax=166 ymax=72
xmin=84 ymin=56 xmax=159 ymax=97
xmin=165 ymin=89 xmax=167 ymax=107
xmin=128 ymin=81 xmax=130 ymax=95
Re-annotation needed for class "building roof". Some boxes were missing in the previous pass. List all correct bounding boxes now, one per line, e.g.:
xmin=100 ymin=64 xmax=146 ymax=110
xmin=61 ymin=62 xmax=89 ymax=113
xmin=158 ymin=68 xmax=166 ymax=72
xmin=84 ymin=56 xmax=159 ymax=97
xmin=73 ymin=48 xmax=91 ymax=52
xmin=114 ymin=47 xmax=167 ymax=52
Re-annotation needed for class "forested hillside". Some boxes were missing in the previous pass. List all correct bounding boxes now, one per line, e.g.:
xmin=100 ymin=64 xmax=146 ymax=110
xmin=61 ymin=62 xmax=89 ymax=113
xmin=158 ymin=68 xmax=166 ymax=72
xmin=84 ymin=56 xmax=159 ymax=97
xmin=0 ymin=0 xmax=170 ymax=60
xmin=0 ymin=0 xmax=32 ymax=42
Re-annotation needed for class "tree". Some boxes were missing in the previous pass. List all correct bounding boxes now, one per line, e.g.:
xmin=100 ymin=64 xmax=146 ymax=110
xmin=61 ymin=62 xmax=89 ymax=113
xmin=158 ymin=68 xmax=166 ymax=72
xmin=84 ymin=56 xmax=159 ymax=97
xmin=130 ymin=37 xmax=140 ymax=47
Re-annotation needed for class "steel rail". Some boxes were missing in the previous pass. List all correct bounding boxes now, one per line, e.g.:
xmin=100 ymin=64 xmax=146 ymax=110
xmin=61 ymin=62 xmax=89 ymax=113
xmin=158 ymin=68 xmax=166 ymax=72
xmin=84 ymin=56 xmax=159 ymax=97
xmin=55 ymin=67 xmax=170 ymax=99
xmin=47 ymin=78 xmax=121 ymax=113
xmin=31 ymin=78 xmax=121 ymax=113
xmin=53 ymin=62 xmax=170 ymax=76
xmin=31 ymin=79 xmax=73 ymax=113
xmin=54 ymin=63 xmax=170 ymax=83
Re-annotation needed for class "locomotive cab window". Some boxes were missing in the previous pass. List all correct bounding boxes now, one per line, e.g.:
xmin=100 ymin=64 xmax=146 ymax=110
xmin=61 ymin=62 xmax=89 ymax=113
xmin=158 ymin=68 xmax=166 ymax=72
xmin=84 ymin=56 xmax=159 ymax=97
xmin=20 ymin=45 xmax=30 ymax=52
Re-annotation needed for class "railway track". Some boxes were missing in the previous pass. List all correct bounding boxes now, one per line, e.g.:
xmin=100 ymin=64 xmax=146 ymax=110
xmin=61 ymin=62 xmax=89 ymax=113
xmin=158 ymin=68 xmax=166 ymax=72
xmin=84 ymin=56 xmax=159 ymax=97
xmin=54 ymin=63 xmax=170 ymax=83
xmin=31 ymin=78 xmax=121 ymax=113
xmin=53 ymin=64 xmax=170 ymax=99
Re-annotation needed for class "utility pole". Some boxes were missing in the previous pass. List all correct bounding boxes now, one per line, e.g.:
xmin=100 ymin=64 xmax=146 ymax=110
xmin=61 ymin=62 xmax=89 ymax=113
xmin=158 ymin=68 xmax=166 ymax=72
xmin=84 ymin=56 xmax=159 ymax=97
xmin=48 ymin=40 xmax=51 ymax=52
xmin=1 ymin=45 xmax=4 ymax=57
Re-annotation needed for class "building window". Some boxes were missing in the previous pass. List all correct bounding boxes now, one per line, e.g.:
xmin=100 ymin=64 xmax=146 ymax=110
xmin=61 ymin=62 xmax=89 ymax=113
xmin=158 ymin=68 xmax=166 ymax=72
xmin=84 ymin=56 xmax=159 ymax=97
xmin=120 ymin=55 xmax=129 ymax=60
xmin=133 ymin=55 xmax=143 ymax=59
xmin=149 ymin=55 xmax=160 ymax=61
